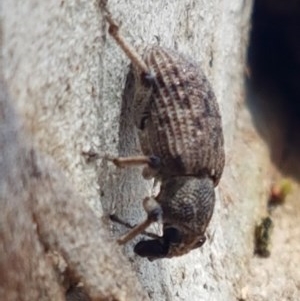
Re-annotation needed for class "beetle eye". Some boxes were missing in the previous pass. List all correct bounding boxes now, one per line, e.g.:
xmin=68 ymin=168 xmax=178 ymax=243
xmin=192 ymin=236 xmax=206 ymax=249
xmin=163 ymin=227 xmax=182 ymax=244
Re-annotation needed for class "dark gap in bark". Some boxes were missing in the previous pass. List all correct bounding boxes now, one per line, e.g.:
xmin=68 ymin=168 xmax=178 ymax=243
xmin=247 ymin=0 xmax=300 ymax=179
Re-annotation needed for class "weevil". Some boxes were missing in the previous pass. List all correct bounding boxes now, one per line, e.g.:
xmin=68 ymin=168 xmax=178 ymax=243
xmin=101 ymin=3 xmax=225 ymax=260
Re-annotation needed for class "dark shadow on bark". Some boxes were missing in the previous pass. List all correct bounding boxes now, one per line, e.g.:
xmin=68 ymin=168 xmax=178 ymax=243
xmin=247 ymin=0 xmax=300 ymax=180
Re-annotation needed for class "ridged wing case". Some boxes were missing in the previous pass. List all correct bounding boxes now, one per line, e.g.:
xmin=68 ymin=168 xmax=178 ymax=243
xmin=132 ymin=46 xmax=225 ymax=185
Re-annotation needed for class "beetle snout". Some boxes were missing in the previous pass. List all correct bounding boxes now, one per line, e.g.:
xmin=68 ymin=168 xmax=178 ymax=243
xmin=134 ymin=227 xmax=183 ymax=260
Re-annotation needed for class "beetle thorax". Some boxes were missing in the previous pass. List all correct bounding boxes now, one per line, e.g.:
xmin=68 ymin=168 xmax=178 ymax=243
xmin=158 ymin=176 xmax=216 ymax=237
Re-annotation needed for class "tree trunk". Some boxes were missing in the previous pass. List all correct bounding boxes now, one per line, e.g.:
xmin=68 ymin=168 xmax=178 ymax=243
xmin=1 ymin=0 xmax=299 ymax=300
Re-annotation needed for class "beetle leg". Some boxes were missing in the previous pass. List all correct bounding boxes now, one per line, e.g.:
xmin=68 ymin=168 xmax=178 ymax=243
xmin=106 ymin=155 xmax=150 ymax=168
xmin=117 ymin=197 xmax=162 ymax=245
xmin=117 ymin=218 xmax=154 ymax=245
xmin=109 ymin=214 xmax=160 ymax=240
xmin=102 ymin=6 xmax=150 ymax=76
xmin=106 ymin=154 xmax=161 ymax=169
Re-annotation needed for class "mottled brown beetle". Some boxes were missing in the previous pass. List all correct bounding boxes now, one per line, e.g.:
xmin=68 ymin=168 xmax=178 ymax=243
xmin=102 ymin=3 xmax=225 ymax=260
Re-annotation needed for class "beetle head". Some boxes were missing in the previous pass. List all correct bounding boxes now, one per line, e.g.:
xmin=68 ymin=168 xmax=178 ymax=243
xmin=134 ymin=176 xmax=215 ymax=260
xmin=134 ymin=226 xmax=206 ymax=260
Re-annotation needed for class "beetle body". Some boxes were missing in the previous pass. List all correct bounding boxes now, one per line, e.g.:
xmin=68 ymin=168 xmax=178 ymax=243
xmin=132 ymin=46 xmax=224 ymax=182
xmin=128 ymin=46 xmax=225 ymax=259
xmin=103 ymin=8 xmax=225 ymax=260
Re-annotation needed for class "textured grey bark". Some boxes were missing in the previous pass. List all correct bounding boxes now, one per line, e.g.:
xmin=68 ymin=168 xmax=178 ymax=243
xmin=0 ymin=79 xmax=149 ymax=301
xmin=1 ymin=0 xmax=299 ymax=300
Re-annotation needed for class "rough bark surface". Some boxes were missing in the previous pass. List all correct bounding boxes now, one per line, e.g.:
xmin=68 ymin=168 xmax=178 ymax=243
xmin=0 ymin=78 xmax=149 ymax=300
xmin=1 ymin=0 xmax=299 ymax=300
